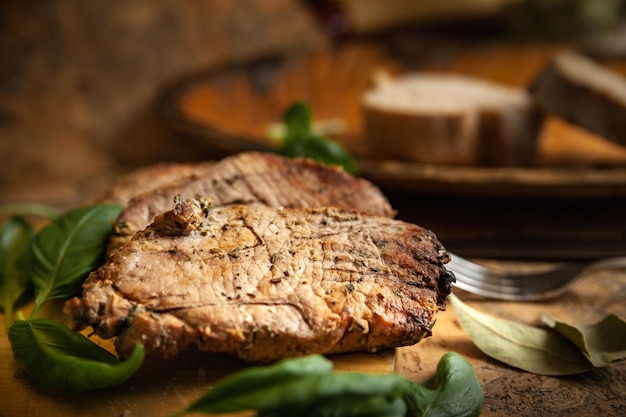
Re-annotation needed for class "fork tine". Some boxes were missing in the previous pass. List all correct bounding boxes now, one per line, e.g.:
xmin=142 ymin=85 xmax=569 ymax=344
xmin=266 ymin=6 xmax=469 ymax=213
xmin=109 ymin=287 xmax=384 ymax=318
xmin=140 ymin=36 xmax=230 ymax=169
xmin=446 ymin=253 xmax=599 ymax=301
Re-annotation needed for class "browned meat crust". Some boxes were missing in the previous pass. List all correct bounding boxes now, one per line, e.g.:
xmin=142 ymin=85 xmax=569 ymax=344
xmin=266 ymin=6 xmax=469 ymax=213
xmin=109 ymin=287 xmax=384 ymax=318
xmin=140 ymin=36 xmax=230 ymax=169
xmin=65 ymin=198 xmax=453 ymax=363
xmin=93 ymin=161 xmax=216 ymax=206
xmin=108 ymin=152 xmax=395 ymax=252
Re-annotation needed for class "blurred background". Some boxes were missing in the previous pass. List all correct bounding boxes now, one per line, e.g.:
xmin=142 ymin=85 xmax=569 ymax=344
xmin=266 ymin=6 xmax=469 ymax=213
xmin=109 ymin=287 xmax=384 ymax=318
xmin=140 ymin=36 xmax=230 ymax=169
xmin=2 ymin=0 xmax=626 ymax=259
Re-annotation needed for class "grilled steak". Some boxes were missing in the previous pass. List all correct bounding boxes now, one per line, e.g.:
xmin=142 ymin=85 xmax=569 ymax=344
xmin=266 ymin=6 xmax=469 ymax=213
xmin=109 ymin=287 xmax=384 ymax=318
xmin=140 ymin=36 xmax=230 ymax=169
xmin=109 ymin=152 xmax=394 ymax=251
xmin=65 ymin=198 xmax=453 ymax=363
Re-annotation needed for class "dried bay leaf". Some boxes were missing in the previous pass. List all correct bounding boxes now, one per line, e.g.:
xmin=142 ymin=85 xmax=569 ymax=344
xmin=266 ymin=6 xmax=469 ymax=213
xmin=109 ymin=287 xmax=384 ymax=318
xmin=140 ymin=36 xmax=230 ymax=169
xmin=541 ymin=313 xmax=626 ymax=367
xmin=449 ymin=294 xmax=594 ymax=375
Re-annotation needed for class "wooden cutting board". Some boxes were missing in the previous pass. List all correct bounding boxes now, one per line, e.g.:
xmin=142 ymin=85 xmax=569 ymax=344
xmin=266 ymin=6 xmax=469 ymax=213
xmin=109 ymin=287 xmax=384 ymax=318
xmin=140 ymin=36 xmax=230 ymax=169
xmin=1 ymin=264 xmax=624 ymax=416
xmin=0 ymin=300 xmax=394 ymax=417
xmin=397 ymin=267 xmax=626 ymax=416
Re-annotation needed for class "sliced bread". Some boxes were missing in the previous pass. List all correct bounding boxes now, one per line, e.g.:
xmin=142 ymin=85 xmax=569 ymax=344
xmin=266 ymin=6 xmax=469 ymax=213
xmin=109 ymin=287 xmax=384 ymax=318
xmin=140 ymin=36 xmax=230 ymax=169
xmin=362 ymin=73 xmax=542 ymax=166
xmin=529 ymin=50 xmax=626 ymax=147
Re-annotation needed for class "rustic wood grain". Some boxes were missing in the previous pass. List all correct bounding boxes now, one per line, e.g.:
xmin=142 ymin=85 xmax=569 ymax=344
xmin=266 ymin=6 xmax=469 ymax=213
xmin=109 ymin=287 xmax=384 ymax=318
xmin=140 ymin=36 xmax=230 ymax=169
xmin=1 ymin=266 xmax=623 ymax=416
xmin=397 ymin=267 xmax=626 ymax=417
xmin=0 ymin=300 xmax=394 ymax=417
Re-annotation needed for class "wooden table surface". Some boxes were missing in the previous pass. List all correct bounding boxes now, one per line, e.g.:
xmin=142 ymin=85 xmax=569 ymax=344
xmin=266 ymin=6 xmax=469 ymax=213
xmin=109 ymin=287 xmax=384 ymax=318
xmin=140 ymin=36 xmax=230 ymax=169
xmin=1 ymin=20 xmax=626 ymax=415
xmin=1 ymin=266 xmax=624 ymax=416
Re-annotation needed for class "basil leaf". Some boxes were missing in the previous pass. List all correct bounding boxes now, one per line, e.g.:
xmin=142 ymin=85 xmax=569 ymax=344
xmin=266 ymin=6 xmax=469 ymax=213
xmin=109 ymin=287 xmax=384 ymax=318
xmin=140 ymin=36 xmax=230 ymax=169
xmin=179 ymin=360 xmax=409 ymax=416
xmin=8 ymin=318 xmax=144 ymax=392
xmin=277 ymin=102 xmax=358 ymax=175
xmin=305 ymin=394 xmax=408 ymax=417
xmin=541 ymin=313 xmax=626 ymax=367
xmin=283 ymin=101 xmax=313 ymax=135
xmin=0 ymin=217 xmax=35 ymax=328
xmin=174 ymin=352 xmax=483 ymax=417
xmin=294 ymin=373 xmax=411 ymax=416
xmin=177 ymin=355 xmax=333 ymax=415
xmin=407 ymin=351 xmax=483 ymax=417
xmin=0 ymin=203 xmax=62 ymax=219
xmin=22 ymin=204 xmax=122 ymax=317
xmin=450 ymin=294 xmax=594 ymax=375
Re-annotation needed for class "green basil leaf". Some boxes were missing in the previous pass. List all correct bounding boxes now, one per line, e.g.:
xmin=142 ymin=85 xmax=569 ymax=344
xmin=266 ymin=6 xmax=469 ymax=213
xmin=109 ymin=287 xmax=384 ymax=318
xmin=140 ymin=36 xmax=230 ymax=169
xmin=407 ymin=351 xmax=483 ymax=417
xmin=177 ymin=355 xmax=333 ymax=415
xmin=0 ymin=203 xmax=62 ymax=219
xmin=181 ymin=366 xmax=410 ymax=416
xmin=541 ymin=313 xmax=626 ymax=367
xmin=0 ymin=217 xmax=35 ymax=328
xmin=174 ymin=352 xmax=483 ymax=417
xmin=450 ymin=293 xmax=594 ymax=375
xmin=8 ymin=318 xmax=144 ymax=392
xmin=283 ymin=101 xmax=313 ymax=133
xmin=22 ymin=204 xmax=122 ymax=317
xmin=277 ymin=102 xmax=358 ymax=175
xmin=304 ymin=394 xmax=408 ymax=417
xmin=292 ymin=373 xmax=410 ymax=416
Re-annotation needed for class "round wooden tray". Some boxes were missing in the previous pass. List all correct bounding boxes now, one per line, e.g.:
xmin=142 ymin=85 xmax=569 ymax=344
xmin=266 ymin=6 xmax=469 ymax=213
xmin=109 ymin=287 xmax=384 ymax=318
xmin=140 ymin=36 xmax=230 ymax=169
xmin=356 ymin=157 xmax=626 ymax=198
xmin=163 ymin=42 xmax=626 ymax=198
xmin=164 ymin=43 xmax=401 ymax=154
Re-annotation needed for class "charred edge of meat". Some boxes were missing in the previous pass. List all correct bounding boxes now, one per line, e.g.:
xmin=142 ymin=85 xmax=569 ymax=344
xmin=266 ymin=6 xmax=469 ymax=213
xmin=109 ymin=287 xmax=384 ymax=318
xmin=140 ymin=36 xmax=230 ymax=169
xmin=371 ymin=230 xmax=452 ymax=308
xmin=437 ymin=268 xmax=455 ymax=308
xmin=435 ymin=240 xmax=454 ymax=309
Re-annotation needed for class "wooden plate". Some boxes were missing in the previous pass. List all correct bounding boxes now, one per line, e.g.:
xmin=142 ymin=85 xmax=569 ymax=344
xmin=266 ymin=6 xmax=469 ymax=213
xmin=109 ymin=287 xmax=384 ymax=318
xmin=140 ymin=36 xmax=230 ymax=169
xmin=356 ymin=157 xmax=626 ymax=198
xmin=163 ymin=41 xmax=626 ymax=198
xmin=164 ymin=42 xmax=402 ymax=156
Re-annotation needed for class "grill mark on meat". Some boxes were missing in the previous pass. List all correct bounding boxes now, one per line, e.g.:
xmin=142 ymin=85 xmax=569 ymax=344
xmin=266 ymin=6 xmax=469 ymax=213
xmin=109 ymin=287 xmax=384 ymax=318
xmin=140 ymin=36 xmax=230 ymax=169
xmin=66 ymin=198 xmax=452 ymax=362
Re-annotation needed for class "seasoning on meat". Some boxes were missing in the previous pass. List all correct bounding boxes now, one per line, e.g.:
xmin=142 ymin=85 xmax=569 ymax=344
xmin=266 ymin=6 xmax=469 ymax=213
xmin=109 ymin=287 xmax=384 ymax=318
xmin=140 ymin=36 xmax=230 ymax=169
xmin=65 ymin=198 xmax=454 ymax=363
xmin=108 ymin=152 xmax=395 ymax=252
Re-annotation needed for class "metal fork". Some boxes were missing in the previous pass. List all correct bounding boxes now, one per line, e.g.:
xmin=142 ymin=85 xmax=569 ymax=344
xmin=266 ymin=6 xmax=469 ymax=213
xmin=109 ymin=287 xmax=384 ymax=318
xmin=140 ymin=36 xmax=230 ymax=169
xmin=448 ymin=254 xmax=626 ymax=301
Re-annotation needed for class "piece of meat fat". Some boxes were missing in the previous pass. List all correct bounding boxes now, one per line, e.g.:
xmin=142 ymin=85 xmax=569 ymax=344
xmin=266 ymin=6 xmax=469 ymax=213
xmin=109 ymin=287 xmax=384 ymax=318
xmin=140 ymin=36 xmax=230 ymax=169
xmin=108 ymin=152 xmax=395 ymax=252
xmin=65 ymin=198 xmax=454 ymax=363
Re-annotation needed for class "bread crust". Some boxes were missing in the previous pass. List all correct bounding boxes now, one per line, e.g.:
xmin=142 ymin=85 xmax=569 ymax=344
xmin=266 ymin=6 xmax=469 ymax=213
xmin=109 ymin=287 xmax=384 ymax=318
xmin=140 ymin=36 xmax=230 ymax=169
xmin=529 ymin=50 xmax=626 ymax=146
xmin=363 ymin=73 xmax=542 ymax=166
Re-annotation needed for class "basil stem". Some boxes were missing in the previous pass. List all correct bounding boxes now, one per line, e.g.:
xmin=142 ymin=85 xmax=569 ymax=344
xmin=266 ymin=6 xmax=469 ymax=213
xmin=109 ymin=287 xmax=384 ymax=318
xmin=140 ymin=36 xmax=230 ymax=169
xmin=174 ymin=352 xmax=483 ymax=417
xmin=22 ymin=204 xmax=122 ymax=318
xmin=8 ymin=318 xmax=144 ymax=392
xmin=0 ymin=217 xmax=35 ymax=329
xmin=277 ymin=102 xmax=358 ymax=175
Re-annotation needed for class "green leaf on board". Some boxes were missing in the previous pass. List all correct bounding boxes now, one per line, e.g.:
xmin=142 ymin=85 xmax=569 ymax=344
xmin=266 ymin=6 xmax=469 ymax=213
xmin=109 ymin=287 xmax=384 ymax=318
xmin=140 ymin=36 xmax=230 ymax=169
xmin=173 ymin=352 xmax=482 ymax=417
xmin=408 ymin=351 xmax=484 ymax=417
xmin=450 ymin=293 xmax=594 ymax=375
xmin=181 ymin=354 xmax=334 ymax=415
xmin=0 ymin=202 xmax=62 ymax=219
xmin=21 ymin=204 xmax=122 ymax=317
xmin=0 ymin=217 xmax=35 ymax=328
xmin=8 ymin=318 xmax=144 ymax=392
xmin=541 ymin=313 xmax=626 ymax=367
xmin=276 ymin=102 xmax=358 ymax=175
